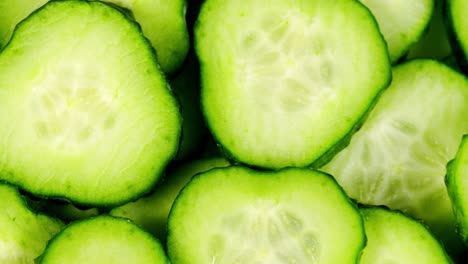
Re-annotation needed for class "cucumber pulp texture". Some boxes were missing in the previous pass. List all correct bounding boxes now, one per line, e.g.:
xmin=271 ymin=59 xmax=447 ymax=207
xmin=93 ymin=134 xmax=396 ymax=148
xmin=359 ymin=0 xmax=434 ymax=62
xmin=322 ymin=59 xmax=468 ymax=253
xmin=40 ymin=215 xmax=169 ymax=264
xmin=360 ymin=207 xmax=452 ymax=264
xmin=0 ymin=183 xmax=63 ymax=263
xmin=0 ymin=0 xmax=181 ymax=206
xmin=167 ymin=166 xmax=365 ymax=264
xmin=447 ymin=135 xmax=468 ymax=243
xmin=197 ymin=0 xmax=391 ymax=169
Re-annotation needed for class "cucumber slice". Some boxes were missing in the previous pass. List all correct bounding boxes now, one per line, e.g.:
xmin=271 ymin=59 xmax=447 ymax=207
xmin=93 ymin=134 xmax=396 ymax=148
xmin=322 ymin=60 xmax=468 ymax=255
xmin=0 ymin=183 xmax=63 ymax=263
xmin=167 ymin=166 xmax=365 ymax=263
xmin=358 ymin=0 xmax=434 ymax=63
xmin=446 ymin=0 xmax=468 ymax=73
xmin=110 ymin=157 xmax=230 ymax=242
xmin=0 ymin=0 xmax=189 ymax=74
xmin=360 ymin=207 xmax=452 ymax=264
xmin=447 ymin=135 xmax=468 ymax=243
xmin=0 ymin=1 xmax=181 ymax=206
xmin=39 ymin=215 xmax=169 ymax=264
xmin=196 ymin=0 xmax=391 ymax=169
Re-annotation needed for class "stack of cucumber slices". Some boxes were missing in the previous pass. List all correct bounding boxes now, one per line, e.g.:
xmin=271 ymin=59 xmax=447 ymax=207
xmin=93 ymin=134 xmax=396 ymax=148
xmin=0 ymin=0 xmax=467 ymax=263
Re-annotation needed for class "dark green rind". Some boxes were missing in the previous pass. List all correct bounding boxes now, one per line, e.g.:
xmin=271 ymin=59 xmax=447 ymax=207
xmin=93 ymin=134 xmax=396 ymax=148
xmin=39 ymin=215 xmax=169 ymax=264
xmin=0 ymin=0 xmax=182 ymax=207
xmin=446 ymin=135 xmax=468 ymax=243
xmin=167 ymin=166 xmax=366 ymax=264
xmin=445 ymin=0 xmax=468 ymax=74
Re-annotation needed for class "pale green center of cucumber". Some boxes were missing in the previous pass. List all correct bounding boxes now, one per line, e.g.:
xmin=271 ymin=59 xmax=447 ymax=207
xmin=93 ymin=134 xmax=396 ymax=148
xmin=208 ymin=199 xmax=319 ymax=264
xmin=237 ymin=10 xmax=336 ymax=113
xmin=28 ymin=64 xmax=117 ymax=151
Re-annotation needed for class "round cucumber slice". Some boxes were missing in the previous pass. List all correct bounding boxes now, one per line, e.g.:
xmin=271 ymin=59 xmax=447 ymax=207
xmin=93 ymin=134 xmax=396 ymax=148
xmin=39 ymin=215 xmax=169 ymax=264
xmin=322 ymin=59 xmax=468 ymax=255
xmin=110 ymin=157 xmax=230 ymax=242
xmin=358 ymin=0 xmax=434 ymax=63
xmin=167 ymin=166 xmax=365 ymax=264
xmin=0 ymin=0 xmax=189 ymax=74
xmin=446 ymin=0 xmax=468 ymax=73
xmin=196 ymin=0 xmax=391 ymax=169
xmin=447 ymin=135 xmax=468 ymax=243
xmin=360 ymin=206 xmax=452 ymax=264
xmin=0 ymin=183 xmax=64 ymax=263
xmin=0 ymin=0 xmax=181 ymax=206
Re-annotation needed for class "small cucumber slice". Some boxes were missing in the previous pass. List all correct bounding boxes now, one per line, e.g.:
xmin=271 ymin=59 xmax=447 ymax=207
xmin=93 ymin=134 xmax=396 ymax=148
xmin=196 ymin=0 xmax=391 ymax=169
xmin=111 ymin=157 xmax=230 ymax=242
xmin=39 ymin=215 xmax=169 ymax=264
xmin=322 ymin=59 xmax=468 ymax=255
xmin=447 ymin=135 xmax=468 ymax=243
xmin=167 ymin=166 xmax=365 ymax=264
xmin=360 ymin=207 xmax=452 ymax=264
xmin=0 ymin=183 xmax=63 ymax=263
xmin=358 ymin=0 xmax=434 ymax=63
xmin=0 ymin=0 xmax=181 ymax=206
xmin=0 ymin=0 xmax=189 ymax=74
xmin=446 ymin=0 xmax=468 ymax=73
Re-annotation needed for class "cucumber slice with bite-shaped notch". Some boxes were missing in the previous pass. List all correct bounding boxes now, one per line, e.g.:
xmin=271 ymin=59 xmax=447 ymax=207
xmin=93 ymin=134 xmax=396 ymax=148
xmin=196 ymin=0 xmax=391 ymax=169
xmin=0 ymin=0 xmax=181 ymax=207
xmin=167 ymin=166 xmax=365 ymax=264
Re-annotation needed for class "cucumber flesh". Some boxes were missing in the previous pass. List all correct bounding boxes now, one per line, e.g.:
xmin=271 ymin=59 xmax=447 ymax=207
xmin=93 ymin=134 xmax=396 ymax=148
xmin=110 ymin=157 xmax=230 ymax=242
xmin=39 ymin=215 xmax=169 ymax=264
xmin=359 ymin=0 xmax=434 ymax=62
xmin=447 ymin=135 xmax=468 ymax=243
xmin=0 ymin=0 xmax=181 ymax=206
xmin=360 ymin=207 xmax=452 ymax=264
xmin=167 ymin=166 xmax=365 ymax=264
xmin=0 ymin=183 xmax=63 ymax=263
xmin=196 ymin=0 xmax=391 ymax=169
xmin=322 ymin=59 xmax=468 ymax=255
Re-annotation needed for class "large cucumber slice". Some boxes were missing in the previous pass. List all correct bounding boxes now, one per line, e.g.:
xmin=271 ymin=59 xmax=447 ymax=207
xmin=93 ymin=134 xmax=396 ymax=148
xmin=447 ymin=135 xmax=468 ymax=243
xmin=0 ymin=1 xmax=181 ymax=206
xmin=446 ymin=0 xmax=468 ymax=73
xmin=111 ymin=157 xmax=230 ymax=242
xmin=0 ymin=0 xmax=189 ymax=74
xmin=322 ymin=59 xmax=468 ymax=255
xmin=39 ymin=215 xmax=169 ymax=264
xmin=167 ymin=166 xmax=365 ymax=263
xmin=360 ymin=206 xmax=452 ymax=264
xmin=358 ymin=0 xmax=434 ymax=63
xmin=196 ymin=0 xmax=391 ymax=169
xmin=0 ymin=183 xmax=63 ymax=263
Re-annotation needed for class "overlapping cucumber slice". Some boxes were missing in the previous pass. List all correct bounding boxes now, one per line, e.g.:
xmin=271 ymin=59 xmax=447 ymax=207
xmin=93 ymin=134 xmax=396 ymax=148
xmin=196 ymin=0 xmax=391 ymax=169
xmin=447 ymin=135 xmax=468 ymax=243
xmin=359 ymin=0 xmax=434 ymax=63
xmin=0 ymin=0 xmax=181 ymax=206
xmin=0 ymin=183 xmax=63 ymax=263
xmin=39 ymin=215 xmax=169 ymax=264
xmin=167 ymin=166 xmax=365 ymax=263
xmin=0 ymin=0 xmax=189 ymax=73
xmin=322 ymin=59 xmax=468 ymax=254
xmin=360 ymin=206 xmax=452 ymax=264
